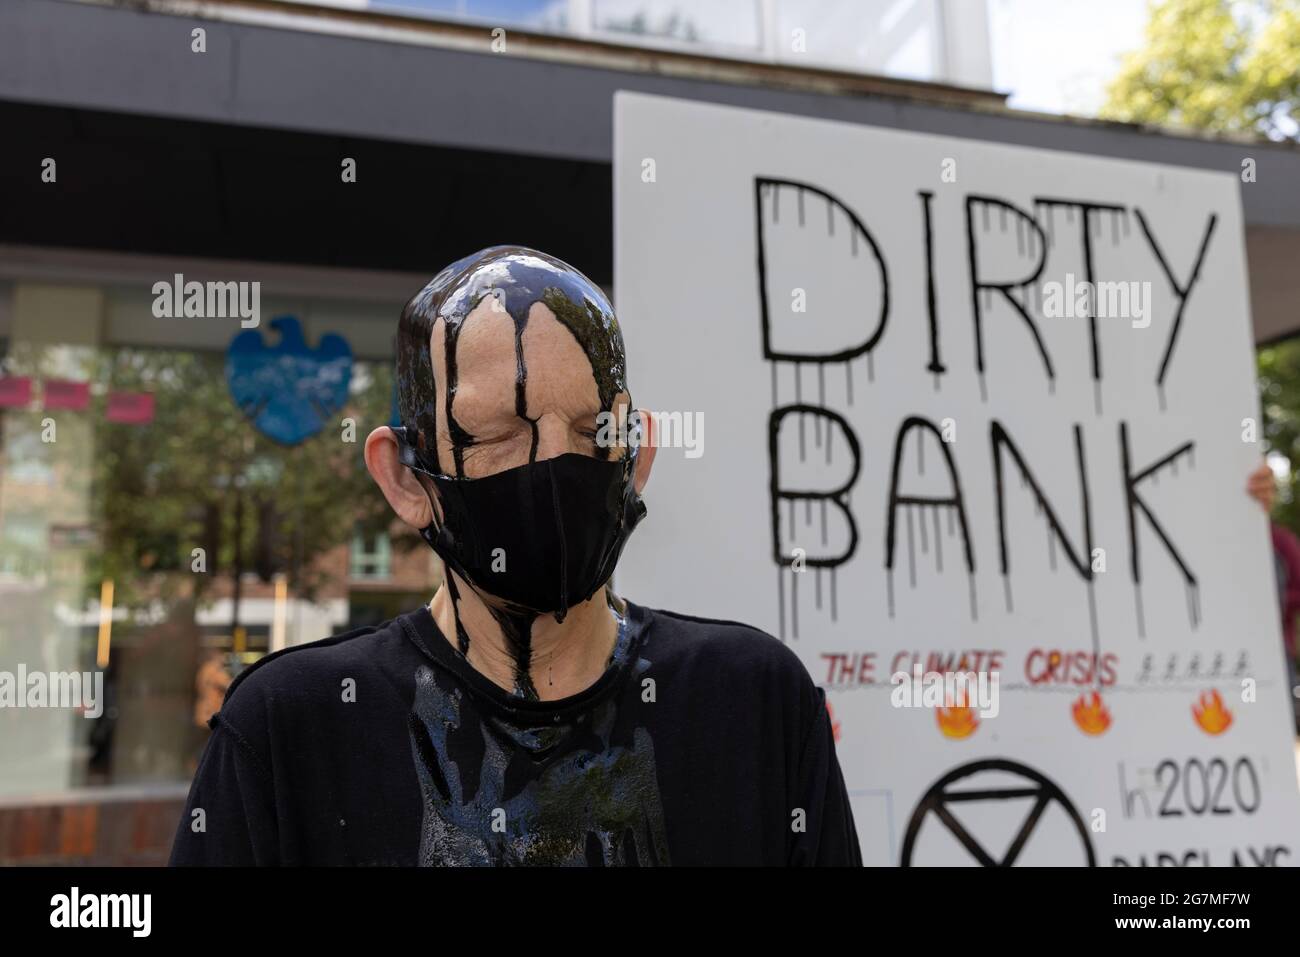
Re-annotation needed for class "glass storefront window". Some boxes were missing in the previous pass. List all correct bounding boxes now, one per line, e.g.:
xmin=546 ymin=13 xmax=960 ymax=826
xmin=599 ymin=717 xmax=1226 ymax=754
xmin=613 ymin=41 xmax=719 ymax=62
xmin=351 ymin=526 xmax=393 ymax=580
xmin=774 ymin=0 xmax=939 ymax=80
xmin=593 ymin=0 xmax=763 ymax=50
xmin=0 ymin=279 xmax=435 ymax=798
xmin=370 ymin=0 xmax=570 ymax=32
xmin=286 ymin=0 xmax=949 ymax=82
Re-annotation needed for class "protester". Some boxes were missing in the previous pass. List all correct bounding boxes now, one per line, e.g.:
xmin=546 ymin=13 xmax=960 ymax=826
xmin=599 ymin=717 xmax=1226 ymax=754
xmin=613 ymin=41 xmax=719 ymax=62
xmin=170 ymin=246 xmax=861 ymax=866
xmin=1246 ymin=461 xmax=1300 ymax=730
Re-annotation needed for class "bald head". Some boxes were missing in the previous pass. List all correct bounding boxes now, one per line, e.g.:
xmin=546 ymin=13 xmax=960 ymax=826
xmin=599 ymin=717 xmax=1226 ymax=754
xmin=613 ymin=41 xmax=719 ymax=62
xmin=396 ymin=246 xmax=631 ymax=479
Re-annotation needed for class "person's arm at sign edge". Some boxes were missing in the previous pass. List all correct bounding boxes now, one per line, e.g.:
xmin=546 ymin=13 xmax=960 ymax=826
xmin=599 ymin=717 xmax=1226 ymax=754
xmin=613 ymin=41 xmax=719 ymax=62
xmin=788 ymin=687 xmax=862 ymax=866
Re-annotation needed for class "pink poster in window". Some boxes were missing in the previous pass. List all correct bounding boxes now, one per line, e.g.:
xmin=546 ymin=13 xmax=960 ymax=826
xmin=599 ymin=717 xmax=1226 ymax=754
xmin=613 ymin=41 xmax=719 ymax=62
xmin=0 ymin=376 xmax=33 ymax=408
xmin=106 ymin=391 xmax=156 ymax=425
xmin=43 ymin=379 xmax=91 ymax=411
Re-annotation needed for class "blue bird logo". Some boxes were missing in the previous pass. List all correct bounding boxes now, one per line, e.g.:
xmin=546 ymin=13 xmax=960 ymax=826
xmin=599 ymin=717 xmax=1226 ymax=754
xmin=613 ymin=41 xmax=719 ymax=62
xmin=226 ymin=315 xmax=353 ymax=446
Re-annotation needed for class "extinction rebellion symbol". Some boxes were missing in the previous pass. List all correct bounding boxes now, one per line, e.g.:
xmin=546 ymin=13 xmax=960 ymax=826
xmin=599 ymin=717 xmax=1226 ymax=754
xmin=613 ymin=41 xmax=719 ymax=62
xmin=901 ymin=758 xmax=1096 ymax=866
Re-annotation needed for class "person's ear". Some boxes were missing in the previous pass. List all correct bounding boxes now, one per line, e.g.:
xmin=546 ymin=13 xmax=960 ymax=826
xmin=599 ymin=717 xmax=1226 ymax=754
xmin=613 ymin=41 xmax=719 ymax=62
xmin=633 ymin=408 xmax=656 ymax=495
xmin=364 ymin=427 xmax=435 ymax=529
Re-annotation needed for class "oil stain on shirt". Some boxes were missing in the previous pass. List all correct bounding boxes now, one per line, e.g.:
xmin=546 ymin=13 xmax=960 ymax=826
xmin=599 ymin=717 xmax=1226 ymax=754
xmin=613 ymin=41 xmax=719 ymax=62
xmin=406 ymin=621 xmax=671 ymax=866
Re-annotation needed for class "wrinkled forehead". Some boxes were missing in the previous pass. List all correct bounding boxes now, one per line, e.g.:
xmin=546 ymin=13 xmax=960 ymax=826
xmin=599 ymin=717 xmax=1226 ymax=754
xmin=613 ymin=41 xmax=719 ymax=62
xmin=425 ymin=247 xmax=627 ymax=409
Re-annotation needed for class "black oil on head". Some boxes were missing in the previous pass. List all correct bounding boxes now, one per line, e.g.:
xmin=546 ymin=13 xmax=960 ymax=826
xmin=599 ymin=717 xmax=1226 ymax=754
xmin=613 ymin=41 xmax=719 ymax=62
xmin=396 ymin=246 xmax=630 ymax=699
xmin=397 ymin=245 xmax=627 ymax=475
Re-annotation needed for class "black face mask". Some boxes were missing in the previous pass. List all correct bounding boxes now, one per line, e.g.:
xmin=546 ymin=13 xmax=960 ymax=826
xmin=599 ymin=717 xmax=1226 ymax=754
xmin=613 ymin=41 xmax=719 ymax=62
xmin=395 ymin=428 xmax=647 ymax=621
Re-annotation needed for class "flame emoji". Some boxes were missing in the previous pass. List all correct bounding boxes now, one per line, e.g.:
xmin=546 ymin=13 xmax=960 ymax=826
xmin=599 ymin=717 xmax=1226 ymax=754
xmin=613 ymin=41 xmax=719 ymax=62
xmin=1192 ymin=689 xmax=1233 ymax=735
xmin=1072 ymin=691 xmax=1111 ymax=735
xmin=936 ymin=691 xmax=979 ymax=739
xmin=825 ymin=698 xmax=841 ymax=742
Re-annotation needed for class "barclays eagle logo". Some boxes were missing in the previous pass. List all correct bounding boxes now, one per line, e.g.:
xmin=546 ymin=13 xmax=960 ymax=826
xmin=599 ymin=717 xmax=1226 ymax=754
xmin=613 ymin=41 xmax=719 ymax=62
xmin=226 ymin=315 xmax=352 ymax=445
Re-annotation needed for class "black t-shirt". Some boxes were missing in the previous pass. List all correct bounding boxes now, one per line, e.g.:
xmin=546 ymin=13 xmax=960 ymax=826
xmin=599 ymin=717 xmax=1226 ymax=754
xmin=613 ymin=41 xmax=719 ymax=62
xmin=168 ymin=601 xmax=861 ymax=866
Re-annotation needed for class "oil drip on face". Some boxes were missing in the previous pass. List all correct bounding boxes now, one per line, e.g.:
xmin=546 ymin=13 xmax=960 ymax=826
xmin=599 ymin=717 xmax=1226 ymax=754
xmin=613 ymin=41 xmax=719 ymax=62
xmin=406 ymin=617 xmax=671 ymax=866
xmin=396 ymin=247 xmax=633 ymax=699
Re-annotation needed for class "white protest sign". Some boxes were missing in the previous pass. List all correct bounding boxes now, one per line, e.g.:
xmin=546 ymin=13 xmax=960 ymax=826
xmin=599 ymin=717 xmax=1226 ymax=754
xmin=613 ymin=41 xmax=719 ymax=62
xmin=614 ymin=91 xmax=1300 ymax=866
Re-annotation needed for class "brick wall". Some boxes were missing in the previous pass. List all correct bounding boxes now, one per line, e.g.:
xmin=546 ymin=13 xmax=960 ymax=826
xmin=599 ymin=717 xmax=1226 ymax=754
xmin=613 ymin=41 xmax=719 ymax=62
xmin=0 ymin=789 xmax=188 ymax=866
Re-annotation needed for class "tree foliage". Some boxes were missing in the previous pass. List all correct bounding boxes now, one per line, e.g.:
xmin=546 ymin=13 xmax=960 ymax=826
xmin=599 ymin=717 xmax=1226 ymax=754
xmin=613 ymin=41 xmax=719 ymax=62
xmin=1100 ymin=0 xmax=1300 ymax=141
xmin=1256 ymin=341 xmax=1300 ymax=529
xmin=86 ymin=346 xmax=395 ymax=613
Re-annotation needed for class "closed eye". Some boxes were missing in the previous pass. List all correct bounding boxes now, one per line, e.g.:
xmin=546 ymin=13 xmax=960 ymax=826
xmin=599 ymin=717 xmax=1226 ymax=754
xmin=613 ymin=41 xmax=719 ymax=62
xmin=577 ymin=414 xmax=605 ymax=448
xmin=459 ymin=428 xmax=530 ymax=466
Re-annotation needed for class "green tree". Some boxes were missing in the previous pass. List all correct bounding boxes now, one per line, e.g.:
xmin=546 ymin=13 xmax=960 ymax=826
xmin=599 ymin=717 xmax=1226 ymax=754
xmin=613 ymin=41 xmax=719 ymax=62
xmin=86 ymin=346 xmax=396 ymax=617
xmin=1100 ymin=0 xmax=1300 ymax=141
xmin=1255 ymin=342 xmax=1300 ymax=529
